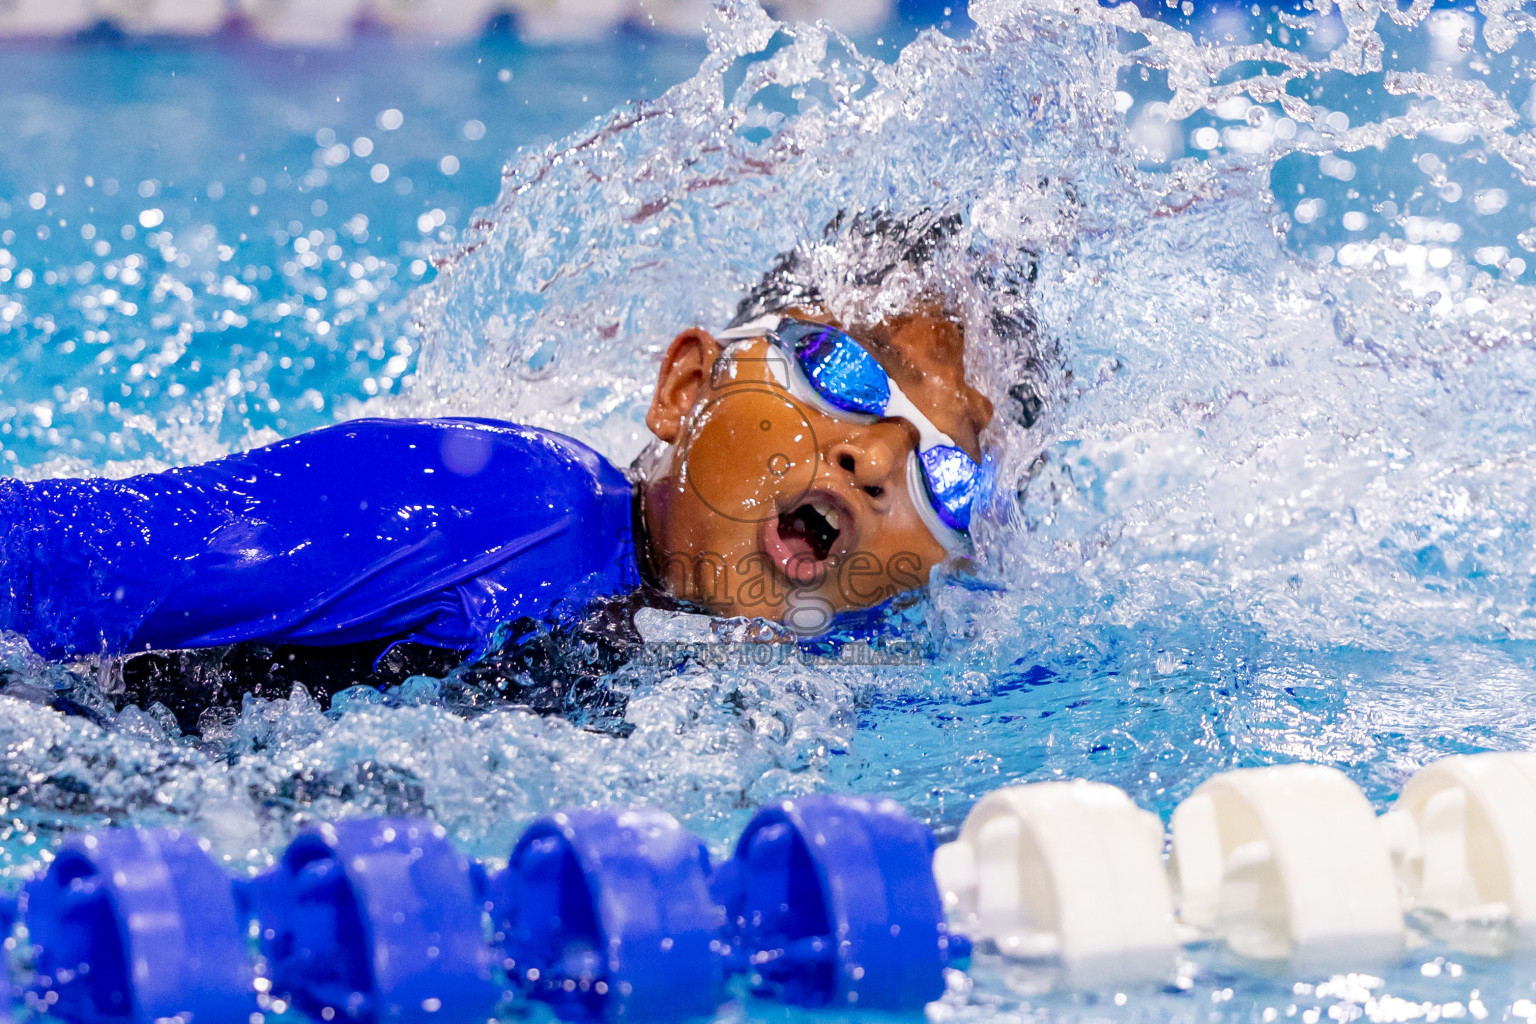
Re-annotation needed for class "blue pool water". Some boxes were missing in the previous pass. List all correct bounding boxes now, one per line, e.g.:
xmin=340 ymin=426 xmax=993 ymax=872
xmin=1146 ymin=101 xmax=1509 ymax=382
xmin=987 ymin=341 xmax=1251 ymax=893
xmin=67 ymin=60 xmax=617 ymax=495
xmin=6 ymin=0 xmax=1536 ymax=1021
xmin=0 ymin=31 xmax=715 ymax=467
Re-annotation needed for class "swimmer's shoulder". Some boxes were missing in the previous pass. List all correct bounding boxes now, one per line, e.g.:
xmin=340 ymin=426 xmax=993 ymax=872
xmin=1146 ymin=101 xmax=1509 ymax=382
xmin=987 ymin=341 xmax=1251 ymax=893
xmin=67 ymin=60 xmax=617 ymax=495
xmin=250 ymin=415 xmax=616 ymax=467
xmin=196 ymin=416 xmax=632 ymax=502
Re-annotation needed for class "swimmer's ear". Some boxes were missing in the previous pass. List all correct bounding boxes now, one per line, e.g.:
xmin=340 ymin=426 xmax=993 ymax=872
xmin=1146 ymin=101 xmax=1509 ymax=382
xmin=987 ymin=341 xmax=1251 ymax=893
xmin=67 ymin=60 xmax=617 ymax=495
xmin=646 ymin=328 xmax=722 ymax=444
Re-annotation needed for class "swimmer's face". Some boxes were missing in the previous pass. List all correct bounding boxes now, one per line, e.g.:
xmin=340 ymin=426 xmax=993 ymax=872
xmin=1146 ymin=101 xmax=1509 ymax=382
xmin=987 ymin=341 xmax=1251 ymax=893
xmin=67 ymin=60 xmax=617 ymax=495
xmin=641 ymin=307 xmax=994 ymax=630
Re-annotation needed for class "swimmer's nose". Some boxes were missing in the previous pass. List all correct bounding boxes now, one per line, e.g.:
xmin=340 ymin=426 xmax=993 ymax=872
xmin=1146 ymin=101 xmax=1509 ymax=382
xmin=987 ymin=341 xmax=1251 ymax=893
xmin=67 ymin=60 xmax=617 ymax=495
xmin=826 ymin=422 xmax=909 ymax=498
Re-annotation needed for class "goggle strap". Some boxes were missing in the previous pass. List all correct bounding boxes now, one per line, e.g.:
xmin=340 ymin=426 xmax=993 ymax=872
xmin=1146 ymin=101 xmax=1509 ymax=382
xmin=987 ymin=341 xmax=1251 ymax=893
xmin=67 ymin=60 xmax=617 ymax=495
xmin=713 ymin=314 xmax=783 ymax=342
xmin=714 ymin=340 xmax=797 ymax=392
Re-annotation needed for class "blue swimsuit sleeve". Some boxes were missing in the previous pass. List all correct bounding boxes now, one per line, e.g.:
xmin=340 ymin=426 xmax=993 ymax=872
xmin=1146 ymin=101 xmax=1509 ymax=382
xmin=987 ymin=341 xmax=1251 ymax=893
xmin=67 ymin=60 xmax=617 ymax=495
xmin=0 ymin=418 xmax=639 ymax=660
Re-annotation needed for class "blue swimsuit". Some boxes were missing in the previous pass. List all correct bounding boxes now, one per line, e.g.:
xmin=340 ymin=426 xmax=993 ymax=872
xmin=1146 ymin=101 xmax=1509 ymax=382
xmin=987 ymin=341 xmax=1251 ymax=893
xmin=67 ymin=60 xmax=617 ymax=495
xmin=0 ymin=418 xmax=640 ymax=663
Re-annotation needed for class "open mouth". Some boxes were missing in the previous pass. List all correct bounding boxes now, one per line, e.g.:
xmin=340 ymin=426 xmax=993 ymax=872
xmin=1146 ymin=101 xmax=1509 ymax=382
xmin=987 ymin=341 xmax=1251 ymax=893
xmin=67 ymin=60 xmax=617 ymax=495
xmin=762 ymin=489 xmax=856 ymax=587
xmin=777 ymin=498 xmax=843 ymax=563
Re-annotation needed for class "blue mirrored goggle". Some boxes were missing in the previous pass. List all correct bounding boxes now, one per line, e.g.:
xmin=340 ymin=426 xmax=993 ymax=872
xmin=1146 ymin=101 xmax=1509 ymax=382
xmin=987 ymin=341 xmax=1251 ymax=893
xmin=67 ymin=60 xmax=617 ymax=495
xmin=717 ymin=315 xmax=992 ymax=551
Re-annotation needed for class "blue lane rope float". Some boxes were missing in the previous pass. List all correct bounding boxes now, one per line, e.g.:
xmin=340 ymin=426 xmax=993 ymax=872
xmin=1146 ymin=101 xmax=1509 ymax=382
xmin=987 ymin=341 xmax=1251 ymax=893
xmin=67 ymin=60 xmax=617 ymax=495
xmin=10 ymin=795 xmax=955 ymax=1024
xmin=23 ymin=829 xmax=253 ymax=1024
xmin=236 ymin=818 xmax=498 ymax=1024
xmin=487 ymin=807 xmax=724 ymax=1021
xmin=712 ymin=795 xmax=968 ymax=1010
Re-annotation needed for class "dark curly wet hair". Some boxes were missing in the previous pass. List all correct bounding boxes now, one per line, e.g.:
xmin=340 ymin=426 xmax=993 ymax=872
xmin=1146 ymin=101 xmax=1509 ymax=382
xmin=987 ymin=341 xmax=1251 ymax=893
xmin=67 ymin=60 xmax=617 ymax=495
xmin=728 ymin=208 xmax=1047 ymax=429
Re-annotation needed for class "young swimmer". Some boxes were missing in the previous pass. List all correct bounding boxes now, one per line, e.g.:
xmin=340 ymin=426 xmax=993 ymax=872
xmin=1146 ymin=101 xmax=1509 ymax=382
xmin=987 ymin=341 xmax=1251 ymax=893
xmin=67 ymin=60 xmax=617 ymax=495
xmin=0 ymin=211 xmax=1031 ymax=732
